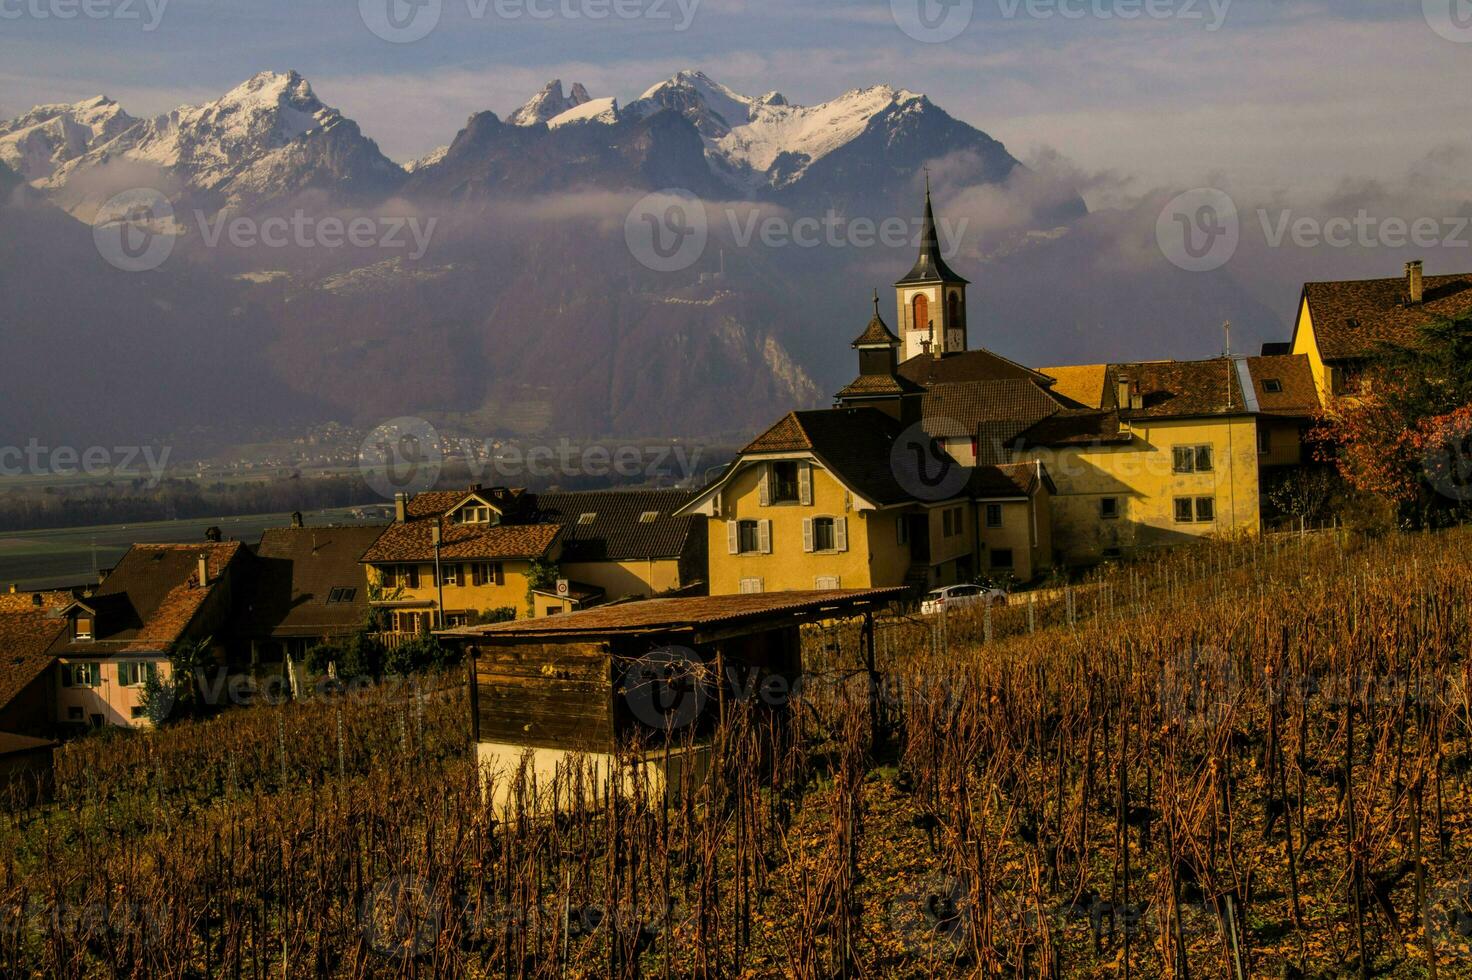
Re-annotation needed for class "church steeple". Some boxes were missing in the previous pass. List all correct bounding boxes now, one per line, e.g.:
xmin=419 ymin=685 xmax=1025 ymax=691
xmin=835 ymin=291 xmax=925 ymax=422
xmin=895 ymin=176 xmax=970 ymax=361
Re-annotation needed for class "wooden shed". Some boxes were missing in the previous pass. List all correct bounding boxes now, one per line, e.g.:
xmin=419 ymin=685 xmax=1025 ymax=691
xmin=439 ymin=589 xmax=905 ymax=804
xmin=0 ymin=731 xmax=58 ymax=806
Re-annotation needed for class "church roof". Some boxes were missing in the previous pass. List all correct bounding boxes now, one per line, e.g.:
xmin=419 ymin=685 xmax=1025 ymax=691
xmin=852 ymin=312 xmax=901 ymax=348
xmin=898 ymin=348 xmax=1054 ymax=387
xmin=895 ymin=186 xmax=969 ymax=287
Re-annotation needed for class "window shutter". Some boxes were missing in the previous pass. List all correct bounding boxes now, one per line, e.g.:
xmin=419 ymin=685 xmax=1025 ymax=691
xmin=1173 ymin=447 xmax=1193 ymax=473
xmin=727 ymin=521 xmax=740 ymax=555
xmin=471 ymin=563 xmax=484 ymax=587
xmin=758 ymin=464 xmax=771 ymax=507
xmin=835 ymin=517 xmax=848 ymax=553
xmin=799 ymin=462 xmax=813 ymax=506
xmin=802 ymin=518 xmax=814 ymax=553
xmin=759 ymin=520 xmax=772 ymax=554
xmin=1197 ymin=446 xmax=1214 ymax=472
xmin=494 ymin=563 xmax=505 ymax=586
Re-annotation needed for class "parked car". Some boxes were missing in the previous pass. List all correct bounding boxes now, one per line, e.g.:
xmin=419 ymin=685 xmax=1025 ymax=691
xmin=920 ymin=584 xmax=1008 ymax=616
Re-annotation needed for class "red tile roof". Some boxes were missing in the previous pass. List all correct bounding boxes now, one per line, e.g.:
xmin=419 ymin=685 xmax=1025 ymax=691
xmin=361 ymin=520 xmax=561 ymax=564
xmin=1247 ymin=354 xmax=1321 ymax=418
xmin=1302 ymin=273 xmax=1472 ymax=362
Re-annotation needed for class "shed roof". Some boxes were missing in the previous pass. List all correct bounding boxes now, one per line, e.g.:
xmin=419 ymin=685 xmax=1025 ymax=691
xmin=442 ymin=588 xmax=908 ymax=640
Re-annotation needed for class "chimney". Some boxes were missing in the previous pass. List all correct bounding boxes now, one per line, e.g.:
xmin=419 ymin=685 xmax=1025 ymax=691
xmin=205 ymin=526 xmax=222 ymax=542
xmin=394 ymin=492 xmax=410 ymax=523
xmin=31 ymin=593 xmax=42 ymax=607
xmin=290 ymin=511 xmax=304 ymax=528
xmin=197 ymin=555 xmax=209 ymax=588
xmin=1406 ymin=260 xmax=1424 ymax=305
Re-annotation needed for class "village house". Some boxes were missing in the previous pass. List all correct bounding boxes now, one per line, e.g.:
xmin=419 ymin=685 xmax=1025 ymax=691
xmin=234 ymin=515 xmax=388 ymax=663
xmin=1289 ymin=261 xmax=1472 ymax=404
xmin=0 ymin=589 xmax=73 ymax=737
xmin=685 ymin=189 xmax=1337 ymax=586
xmin=45 ymin=542 xmax=246 ymax=729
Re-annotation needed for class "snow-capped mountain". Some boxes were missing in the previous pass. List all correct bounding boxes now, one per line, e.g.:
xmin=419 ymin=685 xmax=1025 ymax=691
xmin=40 ymin=71 xmax=403 ymax=217
xmin=508 ymin=80 xmax=595 ymax=127
xmin=0 ymin=96 xmax=136 ymax=183
xmin=547 ymin=97 xmax=620 ymax=129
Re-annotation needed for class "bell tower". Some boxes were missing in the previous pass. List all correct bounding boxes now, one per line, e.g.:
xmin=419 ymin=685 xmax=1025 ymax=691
xmin=895 ymin=175 xmax=970 ymax=362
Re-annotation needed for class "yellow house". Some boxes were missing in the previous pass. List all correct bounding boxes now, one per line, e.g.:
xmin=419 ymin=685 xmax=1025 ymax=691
xmin=1290 ymin=262 xmax=1472 ymax=404
xmin=361 ymin=487 xmax=562 ymax=631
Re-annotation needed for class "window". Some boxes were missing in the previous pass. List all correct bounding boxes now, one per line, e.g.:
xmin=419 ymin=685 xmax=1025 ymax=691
xmin=739 ymin=578 xmax=764 ymax=594
xmin=438 ymin=564 xmax=461 ymax=587
xmin=1258 ymin=428 xmax=1272 ymax=456
xmin=471 ymin=562 xmax=504 ymax=586
xmin=326 ymin=587 xmax=357 ymax=604
xmin=1100 ymin=498 xmax=1120 ymax=521
xmin=578 ymin=513 xmax=597 ymax=526
xmin=382 ymin=565 xmax=419 ymax=589
xmin=815 ymin=576 xmax=841 ymax=590
xmin=1173 ymin=445 xmax=1214 ymax=474
xmin=131 ymin=706 xmax=146 ymax=719
xmin=63 ymin=663 xmax=100 ymax=687
xmin=457 ymin=505 xmax=495 ymax=525
xmin=985 ymin=504 xmax=1004 ymax=529
xmin=118 ymin=662 xmax=156 ymax=687
xmin=445 ymin=613 xmax=470 ymax=628
xmin=73 ymin=616 xmax=94 ymax=641
xmin=770 ymin=462 xmax=800 ymax=504
xmin=639 ymin=511 xmax=660 ymax=523
xmin=67 ymin=706 xmax=83 ymax=721
xmin=1175 ymin=497 xmax=1217 ymax=524
xmin=991 ymin=549 xmax=1015 ymax=570
xmin=736 ymin=520 xmax=765 ymax=554
xmin=912 ymin=293 xmax=929 ymax=333
xmin=814 ymin=517 xmax=836 ymax=552
xmin=896 ymin=516 xmax=910 ymax=546
xmin=1262 ymin=379 xmax=1283 ymax=394
xmin=942 ymin=509 xmax=953 ymax=537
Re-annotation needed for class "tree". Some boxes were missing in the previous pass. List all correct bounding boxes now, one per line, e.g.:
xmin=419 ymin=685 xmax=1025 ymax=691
xmin=524 ymin=558 xmax=560 ymax=615
xmin=164 ymin=636 xmax=216 ymax=718
xmin=1313 ymin=312 xmax=1472 ymax=526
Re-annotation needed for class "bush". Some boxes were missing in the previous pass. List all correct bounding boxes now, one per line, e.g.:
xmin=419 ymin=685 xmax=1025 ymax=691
xmin=305 ymin=631 xmax=386 ymax=682
xmin=384 ymin=635 xmax=460 ymax=678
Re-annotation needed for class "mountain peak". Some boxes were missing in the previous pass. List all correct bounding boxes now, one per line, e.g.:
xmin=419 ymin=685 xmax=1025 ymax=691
xmin=509 ymin=79 xmax=596 ymax=127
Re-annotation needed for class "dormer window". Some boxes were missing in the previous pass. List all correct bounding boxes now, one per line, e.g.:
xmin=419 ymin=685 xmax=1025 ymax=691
xmin=73 ymin=615 xmax=94 ymax=642
xmin=578 ymin=513 xmax=597 ymax=526
xmin=1262 ymin=379 xmax=1283 ymax=394
xmin=639 ymin=511 xmax=660 ymax=523
xmin=457 ymin=504 xmax=497 ymax=525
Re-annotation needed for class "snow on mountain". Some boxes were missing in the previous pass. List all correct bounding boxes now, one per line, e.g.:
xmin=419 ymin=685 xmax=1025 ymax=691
xmin=404 ymin=145 xmax=448 ymax=173
xmin=508 ymin=80 xmax=594 ymax=127
xmin=0 ymin=96 xmax=136 ymax=183
xmin=42 ymin=70 xmax=403 ymax=216
xmin=546 ymin=97 xmax=620 ymax=129
xmin=627 ymin=70 xmax=927 ymax=189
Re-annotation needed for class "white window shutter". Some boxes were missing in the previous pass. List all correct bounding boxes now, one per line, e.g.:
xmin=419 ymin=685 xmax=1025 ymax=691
xmin=759 ymin=520 xmax=772 ymax=554
xmin=802 ymin=518 xmax=814 ymax=553
xmin=835 ymin=517 xmax=848 ymax=553
xmin=758 ymin=464 xmax=771 ymax=506
xmin=799 ymin=462 xmax=813 ymax=506
xmin=727 ymin=521 xmax=739 ymax=555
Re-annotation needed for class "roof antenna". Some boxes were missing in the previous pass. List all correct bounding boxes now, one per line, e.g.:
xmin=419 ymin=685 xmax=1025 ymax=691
xmin=1223 ymin=320 xmax=1232 ymax=357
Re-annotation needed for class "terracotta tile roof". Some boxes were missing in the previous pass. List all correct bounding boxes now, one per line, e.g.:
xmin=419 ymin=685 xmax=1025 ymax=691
xmin=834 ymin=373 xmax=926 ymax=400
xmin=1037 ymin=364 xmax=1109 ymax=410
xmin=972 ymin=462 xmax=1055 ymax=498
xmin=361 ymin=520 xmax=561 ymax=564
xmin=0 ymin=613 xmax=65 ymax=713
xmin=238 ymin=525 xmax=386 ymax=639
xmin=531 ymin=580 xmax=606 ymax=603
xmin=899 ymin=349 xmax=1054 ymax=387
xmin=446 ymin=588 xmax=910 ymax=638
xmin=1247 ymin=354 xmax=1321 ymax=418
xmin=1303 ymin=273 xmax=1472 ymax=362
xmin=527 ymin=489 xmax=701 ymax=562
xmin=404 ymin=486 xmax=527 ymax=520
xmin=0 ymin=591 xmax=74 ymax=614
xmin=921 ymin=381 xmax=1061 ymax=439
xmin=1110 ymin=359 xmax=1249 ymax=419
xmin=1019 ymin=410 xmax=1129 ymax=447
xmin=50 ymin=542 xmax=244 ymax=656
xmin=852 ymin=312 xmax=901 ymax=348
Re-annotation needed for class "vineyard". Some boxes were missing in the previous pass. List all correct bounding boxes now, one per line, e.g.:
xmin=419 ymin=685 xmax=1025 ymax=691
xmin=4 ymin=527 xmax=1472 ymax=977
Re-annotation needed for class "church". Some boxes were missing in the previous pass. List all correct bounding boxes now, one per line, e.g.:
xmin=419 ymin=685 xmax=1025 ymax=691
xmin=678 ymin=188 xmax=1326 ymax=595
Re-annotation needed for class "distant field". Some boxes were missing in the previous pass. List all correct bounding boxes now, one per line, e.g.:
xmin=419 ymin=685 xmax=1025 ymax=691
xmin=0 ymin=508 xmax=387 ymax=589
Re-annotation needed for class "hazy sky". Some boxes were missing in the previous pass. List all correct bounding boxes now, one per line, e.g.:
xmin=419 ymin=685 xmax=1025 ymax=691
xmin=2 ymin=0 xmax=1469 ymax=204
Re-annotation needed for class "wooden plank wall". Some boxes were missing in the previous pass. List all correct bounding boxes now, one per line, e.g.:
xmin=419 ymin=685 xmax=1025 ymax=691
xmin=474 ymin=641 xmax=613 ymax=751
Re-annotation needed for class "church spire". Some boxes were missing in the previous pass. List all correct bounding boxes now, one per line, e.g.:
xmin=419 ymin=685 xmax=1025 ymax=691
xmin=897 ymin=177 xmax=969 ymax=287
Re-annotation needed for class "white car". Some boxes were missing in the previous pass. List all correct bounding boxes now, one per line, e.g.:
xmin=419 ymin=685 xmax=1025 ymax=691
xmin=920 ymin=584 xmax=1008 ymax=616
